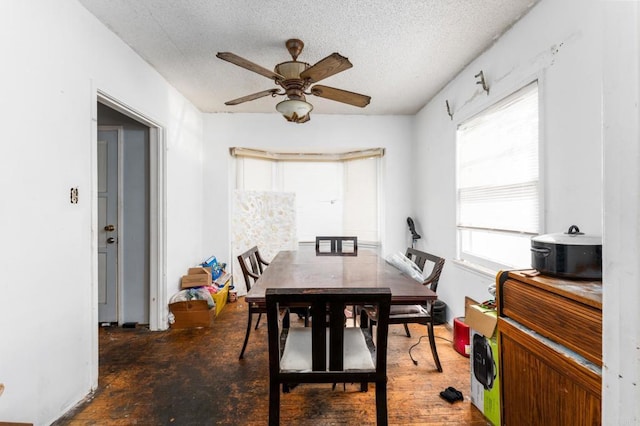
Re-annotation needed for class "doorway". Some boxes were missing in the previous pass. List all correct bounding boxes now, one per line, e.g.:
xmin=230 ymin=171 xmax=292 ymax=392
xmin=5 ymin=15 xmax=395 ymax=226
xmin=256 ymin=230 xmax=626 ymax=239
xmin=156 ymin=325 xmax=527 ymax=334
xmin=94 ymin=92 xmax=166 ymax=331
xmin=97 ymin=106 xmax=151 ymax=325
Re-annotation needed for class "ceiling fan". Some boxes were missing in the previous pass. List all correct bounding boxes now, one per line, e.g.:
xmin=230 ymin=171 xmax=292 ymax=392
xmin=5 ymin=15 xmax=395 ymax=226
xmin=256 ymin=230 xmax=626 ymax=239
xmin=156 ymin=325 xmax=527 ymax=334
xmin=216 ymin=39 xmax=371 ymax=123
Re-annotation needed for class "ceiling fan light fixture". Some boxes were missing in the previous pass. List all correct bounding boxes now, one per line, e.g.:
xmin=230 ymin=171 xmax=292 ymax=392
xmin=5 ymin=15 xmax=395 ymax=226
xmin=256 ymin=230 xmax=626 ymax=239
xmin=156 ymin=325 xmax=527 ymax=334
xmin=218 ymin=39 xmax=369 ymax=122
xmin=276 ymin=99 xmax=313 ymax=123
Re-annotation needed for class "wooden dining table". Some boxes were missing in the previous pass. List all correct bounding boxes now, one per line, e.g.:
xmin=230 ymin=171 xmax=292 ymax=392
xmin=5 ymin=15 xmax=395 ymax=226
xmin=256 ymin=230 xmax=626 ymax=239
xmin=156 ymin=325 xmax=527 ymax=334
xmin=245 ymin=246 xmax=437 ymax=305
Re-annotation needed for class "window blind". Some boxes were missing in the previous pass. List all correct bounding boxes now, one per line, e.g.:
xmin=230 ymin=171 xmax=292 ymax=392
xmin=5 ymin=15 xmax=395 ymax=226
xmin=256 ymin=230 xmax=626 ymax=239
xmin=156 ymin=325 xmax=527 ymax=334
xmin=456 ymin=82 xmax=539 ymax=268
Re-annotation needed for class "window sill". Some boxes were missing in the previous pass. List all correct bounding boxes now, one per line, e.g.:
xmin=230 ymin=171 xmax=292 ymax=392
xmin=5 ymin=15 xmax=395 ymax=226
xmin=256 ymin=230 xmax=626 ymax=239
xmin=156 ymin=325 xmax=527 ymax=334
xmin=452 ymin=259 xmax=498 ymax=279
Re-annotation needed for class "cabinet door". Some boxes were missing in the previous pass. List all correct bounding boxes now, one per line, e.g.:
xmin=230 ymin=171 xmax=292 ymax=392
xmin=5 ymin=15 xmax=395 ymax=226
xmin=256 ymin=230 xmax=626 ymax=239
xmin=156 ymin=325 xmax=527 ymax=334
xmin=499 ymin=318 xmax=601 ymax=426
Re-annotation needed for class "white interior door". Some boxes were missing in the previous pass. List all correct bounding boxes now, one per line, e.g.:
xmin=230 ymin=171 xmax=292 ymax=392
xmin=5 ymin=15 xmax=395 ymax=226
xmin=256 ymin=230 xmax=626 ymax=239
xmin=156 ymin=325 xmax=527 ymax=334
xmin=98 ymin=128 xmax=120 ymax=323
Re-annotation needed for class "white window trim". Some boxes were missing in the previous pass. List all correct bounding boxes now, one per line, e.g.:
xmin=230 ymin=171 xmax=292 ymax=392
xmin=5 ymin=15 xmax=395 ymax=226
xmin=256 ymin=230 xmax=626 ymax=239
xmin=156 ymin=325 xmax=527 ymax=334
xmin=454 ymin=78 xmax=545 ymax=273
xmin=230 ymin=147 xmax=384 ymax=162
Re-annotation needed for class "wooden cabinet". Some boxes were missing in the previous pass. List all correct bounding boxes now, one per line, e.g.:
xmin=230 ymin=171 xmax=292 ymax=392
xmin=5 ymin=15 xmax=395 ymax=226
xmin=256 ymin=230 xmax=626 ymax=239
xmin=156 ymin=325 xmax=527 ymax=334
xmin=497 ymin=271 xmax=602 ymax=425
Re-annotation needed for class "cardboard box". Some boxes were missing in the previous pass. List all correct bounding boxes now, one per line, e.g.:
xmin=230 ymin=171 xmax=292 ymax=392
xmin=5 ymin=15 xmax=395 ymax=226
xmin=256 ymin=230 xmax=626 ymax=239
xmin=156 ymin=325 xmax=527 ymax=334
xmin=181 ymin=274 xmax=209 ymax=288
xmin=181 ymin=267 xmax=212 ymax=289
xmin=181 ymin=267 xmax=210 ymax=289
xmin=169 ymin=300 xmax=215 ymax=328
xmin=466 ymin=303 xmax=500 ymax=426
xmin=466 ymin=304 xmax=497 ymax=338
xmin=188 ymin=266 xmax=212 ymax=277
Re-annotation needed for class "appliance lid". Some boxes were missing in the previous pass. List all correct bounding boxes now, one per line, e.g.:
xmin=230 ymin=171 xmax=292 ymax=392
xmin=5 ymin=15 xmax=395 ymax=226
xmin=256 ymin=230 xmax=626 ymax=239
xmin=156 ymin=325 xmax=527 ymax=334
xmin=531 ymin=225 xmax=602 ymax=246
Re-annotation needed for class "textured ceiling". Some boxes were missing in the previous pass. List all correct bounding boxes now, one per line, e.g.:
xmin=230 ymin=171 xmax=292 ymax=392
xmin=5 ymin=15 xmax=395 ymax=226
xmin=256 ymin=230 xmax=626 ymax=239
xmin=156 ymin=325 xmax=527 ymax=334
xmin=78 ymin=0 xmax=538 ymax=116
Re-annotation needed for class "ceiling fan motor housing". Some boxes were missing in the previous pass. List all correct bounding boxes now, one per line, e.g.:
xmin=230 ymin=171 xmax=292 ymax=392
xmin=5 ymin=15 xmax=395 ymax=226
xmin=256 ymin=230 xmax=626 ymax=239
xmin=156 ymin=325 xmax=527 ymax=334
xmin=274 ymin=62 xmax=311 ymax=100
xmin=275 ymin=61 xmax=309 ymax=80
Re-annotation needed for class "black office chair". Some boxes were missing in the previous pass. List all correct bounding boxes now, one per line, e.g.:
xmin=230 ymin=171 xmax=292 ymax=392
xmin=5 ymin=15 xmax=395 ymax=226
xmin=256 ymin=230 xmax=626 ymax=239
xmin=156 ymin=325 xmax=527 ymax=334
xmin=266 ymin=287 xmax=391 ymax=425
xmin=360 ymin=248 xmax=445 ymax=372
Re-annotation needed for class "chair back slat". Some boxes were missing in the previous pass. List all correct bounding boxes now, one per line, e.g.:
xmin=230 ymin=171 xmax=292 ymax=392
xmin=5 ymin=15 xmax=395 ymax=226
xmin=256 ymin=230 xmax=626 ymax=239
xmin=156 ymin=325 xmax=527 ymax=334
xmin=405 ymin=247 xmax=429 ymax=270
xmin=315 ymin=236 xmax=358 ymax=256
xmin=405 ymin=248 xmax=445 ymax=292
xmin=237 ymin=246 xmax=270 ymax=291
xmin=310 ymin=302 xmax=328 ymax=371
xmin=328 ymin=302 xmax=346 ymax=372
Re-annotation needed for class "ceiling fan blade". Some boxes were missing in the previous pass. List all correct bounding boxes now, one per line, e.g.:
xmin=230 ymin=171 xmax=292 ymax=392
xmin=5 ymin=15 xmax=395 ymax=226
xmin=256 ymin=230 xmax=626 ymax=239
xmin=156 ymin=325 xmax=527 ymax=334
xmin=300 ymin=53 xmax=352 ymax=83
xmin=224 ymin=89 xmax=282 ymax=106
xmin=216 ymin=52 xmax=284 ymax=81
xmin=310 ymin=85 xmax=371 ymax=108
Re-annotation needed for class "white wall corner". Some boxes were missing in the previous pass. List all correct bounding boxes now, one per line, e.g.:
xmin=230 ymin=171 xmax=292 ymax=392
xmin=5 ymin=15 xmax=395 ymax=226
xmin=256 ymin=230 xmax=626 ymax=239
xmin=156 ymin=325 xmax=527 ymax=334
xmin=601 ymin=1 xmax=640 ymax=424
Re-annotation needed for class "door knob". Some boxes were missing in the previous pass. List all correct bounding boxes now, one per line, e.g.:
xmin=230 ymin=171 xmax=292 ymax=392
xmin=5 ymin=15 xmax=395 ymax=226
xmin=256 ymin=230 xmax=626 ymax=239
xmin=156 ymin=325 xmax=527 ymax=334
xmin=106 ymin=237 xmax=116 ymax=244
xmin=104 ymin=224 xmax=115 ymax=232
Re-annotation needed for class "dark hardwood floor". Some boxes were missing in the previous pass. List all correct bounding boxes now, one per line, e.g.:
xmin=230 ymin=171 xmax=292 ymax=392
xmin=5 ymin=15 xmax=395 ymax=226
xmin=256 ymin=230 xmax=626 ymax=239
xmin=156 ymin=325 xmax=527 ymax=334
xmin=54 ymin=297 xmax=488 ymax=425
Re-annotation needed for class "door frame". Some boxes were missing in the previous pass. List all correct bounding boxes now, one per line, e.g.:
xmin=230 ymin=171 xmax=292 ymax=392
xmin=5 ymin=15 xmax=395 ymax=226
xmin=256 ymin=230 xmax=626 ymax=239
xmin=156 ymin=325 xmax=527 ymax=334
xmin=94 ymin=91 xmax=167 ymax=331
xmin=90 ymin=89 xmax=167 ymax=388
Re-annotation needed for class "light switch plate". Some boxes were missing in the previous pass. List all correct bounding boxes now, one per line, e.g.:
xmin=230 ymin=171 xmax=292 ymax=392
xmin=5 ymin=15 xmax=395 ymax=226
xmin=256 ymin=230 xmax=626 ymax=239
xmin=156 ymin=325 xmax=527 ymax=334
xmin=70 ymin=187 xmax=79 ymax=204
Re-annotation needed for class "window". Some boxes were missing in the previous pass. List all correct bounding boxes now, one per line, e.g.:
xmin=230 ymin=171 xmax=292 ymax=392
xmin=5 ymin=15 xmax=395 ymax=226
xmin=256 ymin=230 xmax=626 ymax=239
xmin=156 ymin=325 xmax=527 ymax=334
xmin=233 ymin=149 xmax=382 ymax=245
xmin=456 ymin=82 xmax=539 ymax=270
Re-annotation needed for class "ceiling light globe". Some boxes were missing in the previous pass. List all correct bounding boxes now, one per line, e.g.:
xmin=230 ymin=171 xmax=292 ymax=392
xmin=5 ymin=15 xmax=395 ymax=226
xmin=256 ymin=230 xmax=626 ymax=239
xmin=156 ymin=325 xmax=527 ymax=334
xmin=276 ymin=99 xmax=313 ymax=123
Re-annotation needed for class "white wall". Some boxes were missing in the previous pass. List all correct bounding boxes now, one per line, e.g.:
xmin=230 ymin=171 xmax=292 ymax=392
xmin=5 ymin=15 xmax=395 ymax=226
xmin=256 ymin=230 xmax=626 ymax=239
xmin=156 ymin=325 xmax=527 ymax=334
xmin=602 ymin=3 xmax=640 ymax=424
xmin=414 ymin=0 xmax=640 ymax=423
xmin=202 ymin=113 xmax=413 ymax=266
xmin=0 ymin=1 xmax=204 ymax=424
xmin=412 ymin=0 xmax=603 ymax=317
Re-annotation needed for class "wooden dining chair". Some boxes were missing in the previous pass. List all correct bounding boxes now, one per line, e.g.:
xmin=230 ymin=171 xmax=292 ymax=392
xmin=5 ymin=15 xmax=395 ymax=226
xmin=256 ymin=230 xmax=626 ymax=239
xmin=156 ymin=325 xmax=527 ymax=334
xmin=315 ymin=235 xmax=359 ymax=321
xmin=266 ymin=287 xmax=391 ymax=426
xmin=360 ymin=248 xmax=445 ymax=372
xmin=237 ymin=246 xmax=271 ymax=360
xmin=315 ymin=236 xmax=358 ymax=256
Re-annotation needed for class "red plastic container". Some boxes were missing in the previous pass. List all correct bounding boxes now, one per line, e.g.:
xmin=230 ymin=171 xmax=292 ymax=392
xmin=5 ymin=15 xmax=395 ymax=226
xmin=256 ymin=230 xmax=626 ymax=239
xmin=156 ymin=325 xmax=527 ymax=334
xmin=453 ymin=316 xmax=470 ymax=357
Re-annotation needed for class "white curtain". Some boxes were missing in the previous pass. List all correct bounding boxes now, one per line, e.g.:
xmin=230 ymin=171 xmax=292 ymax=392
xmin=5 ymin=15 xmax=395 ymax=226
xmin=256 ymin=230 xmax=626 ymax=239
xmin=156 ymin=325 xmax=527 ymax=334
xmin=235 ymin=155 xmax=380 ymax=244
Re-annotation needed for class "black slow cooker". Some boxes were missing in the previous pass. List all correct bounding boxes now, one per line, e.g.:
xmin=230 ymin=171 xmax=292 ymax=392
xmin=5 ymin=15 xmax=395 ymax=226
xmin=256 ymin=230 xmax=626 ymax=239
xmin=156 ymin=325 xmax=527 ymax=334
xmin=530 ymin=225 xmax=602 ymax=280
